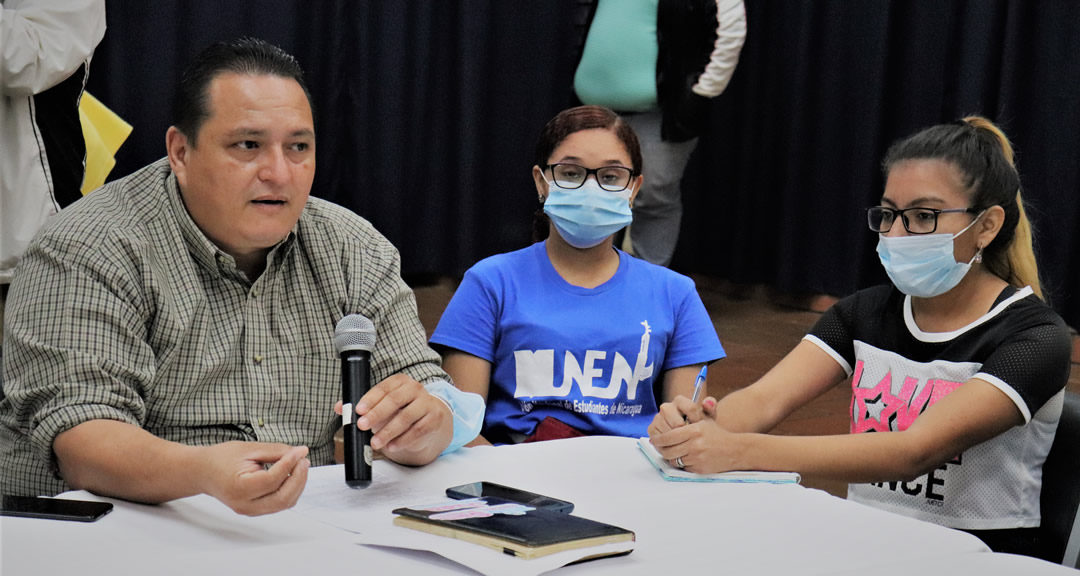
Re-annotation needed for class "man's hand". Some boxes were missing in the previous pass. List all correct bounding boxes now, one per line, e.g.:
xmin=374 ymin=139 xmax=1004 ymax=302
xmin=199 ymin=442 xmax=310 ymax=516
xmin=54 ymin=420 xmax=310 ymax=514
xmin=334 ymin=374 xmax=453 ymax=466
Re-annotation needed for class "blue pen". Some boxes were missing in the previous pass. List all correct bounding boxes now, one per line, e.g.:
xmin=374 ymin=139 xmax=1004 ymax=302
xmin=682 ymin=365 xmax=709 ymax=426
xmin=691 ymin=365 xmax=708 ymax=404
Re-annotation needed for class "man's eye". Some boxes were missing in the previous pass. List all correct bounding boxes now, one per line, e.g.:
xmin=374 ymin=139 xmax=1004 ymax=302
xmin=236 ymin=141 xmax=258 ymax=150
xmin=292 ymin=142 xmax=310 ymax=152
xmin=914 ymin=211 xmax=936 ymax=221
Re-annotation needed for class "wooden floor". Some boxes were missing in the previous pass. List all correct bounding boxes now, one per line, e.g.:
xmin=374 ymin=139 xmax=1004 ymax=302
xmin=412 ymin=276 xmax=1080 ymax=498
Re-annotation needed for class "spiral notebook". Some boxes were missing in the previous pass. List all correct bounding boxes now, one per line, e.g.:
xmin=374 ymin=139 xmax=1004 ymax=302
xmin=637 ymin=437 xmax=801 ymax=484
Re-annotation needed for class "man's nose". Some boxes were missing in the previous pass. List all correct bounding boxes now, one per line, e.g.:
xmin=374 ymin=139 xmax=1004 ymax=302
xmin=258 ymin=147 xmax=289 ymax=184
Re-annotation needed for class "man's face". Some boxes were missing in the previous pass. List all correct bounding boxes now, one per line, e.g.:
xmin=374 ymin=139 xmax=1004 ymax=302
xmin=167 ymin=73 xmax=315 ymax=261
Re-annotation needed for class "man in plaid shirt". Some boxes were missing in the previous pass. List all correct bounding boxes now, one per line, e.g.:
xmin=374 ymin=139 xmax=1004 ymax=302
xmin=0 ymin=38 xmax=483 ymax=516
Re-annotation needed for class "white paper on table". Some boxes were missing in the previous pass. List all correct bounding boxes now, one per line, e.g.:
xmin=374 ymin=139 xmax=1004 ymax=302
xmin=292 ymin=452 xmax=636 ymax=575
xmin=290 ymin=461 xmax=430 ymax=535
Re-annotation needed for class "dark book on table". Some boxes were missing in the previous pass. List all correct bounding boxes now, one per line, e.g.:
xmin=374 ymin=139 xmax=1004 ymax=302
xmin=392 ymin=496 xmax=635 ymax=559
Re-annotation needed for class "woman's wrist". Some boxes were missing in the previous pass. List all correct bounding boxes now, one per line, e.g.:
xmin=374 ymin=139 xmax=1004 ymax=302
xmin=728 ymin=431 xmax=760 ymax=472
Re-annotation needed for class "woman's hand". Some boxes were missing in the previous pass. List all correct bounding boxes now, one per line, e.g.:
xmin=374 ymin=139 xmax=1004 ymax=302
xmin=648 ymin=395 xmax=708 ymax=436
xmin=649 ymin=395 xmax=747 ymax=474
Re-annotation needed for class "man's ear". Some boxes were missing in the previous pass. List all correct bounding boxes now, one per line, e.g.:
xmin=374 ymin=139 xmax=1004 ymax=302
xmin=165 ymin=126 xmax=190 ymax=187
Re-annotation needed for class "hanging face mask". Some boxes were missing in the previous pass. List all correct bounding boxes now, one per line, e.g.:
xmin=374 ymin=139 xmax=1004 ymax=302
xmin=542 ymin=179 xmax=633 ymax=249
xmin=876 ymin=212 xmax=984 ymax=298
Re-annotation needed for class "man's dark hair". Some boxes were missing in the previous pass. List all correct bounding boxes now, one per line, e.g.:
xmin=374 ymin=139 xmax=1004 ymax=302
xmin=173 ymin=37 xmax=313 ymax=145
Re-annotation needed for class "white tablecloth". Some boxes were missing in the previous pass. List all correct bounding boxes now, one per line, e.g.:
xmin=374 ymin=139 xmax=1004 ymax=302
xmin=4 ymin=436 xmax=1057 ymax=575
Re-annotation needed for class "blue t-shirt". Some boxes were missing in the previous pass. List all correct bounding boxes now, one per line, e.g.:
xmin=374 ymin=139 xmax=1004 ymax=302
xmin=430 ymin=242 xmax=725 ymax=442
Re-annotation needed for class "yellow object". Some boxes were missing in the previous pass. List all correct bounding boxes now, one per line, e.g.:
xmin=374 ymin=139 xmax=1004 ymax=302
xmin=79 ymin=92 xmax=133 ymax=195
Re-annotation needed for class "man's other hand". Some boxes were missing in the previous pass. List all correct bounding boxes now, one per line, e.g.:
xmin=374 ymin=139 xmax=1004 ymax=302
xmin=201 ymin=442 xmax=310 ymax=516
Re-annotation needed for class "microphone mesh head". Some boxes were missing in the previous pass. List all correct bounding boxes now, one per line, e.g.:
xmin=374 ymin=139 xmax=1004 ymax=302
xmin=334 ymin=314 xmax=376 ymax=353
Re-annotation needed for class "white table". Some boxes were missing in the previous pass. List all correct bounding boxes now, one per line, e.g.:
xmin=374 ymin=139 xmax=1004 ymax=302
xmin=4 ymin=436 xmax=1061 ymax=575
xmin=833 ymin=552 xmax=1077 ymax=575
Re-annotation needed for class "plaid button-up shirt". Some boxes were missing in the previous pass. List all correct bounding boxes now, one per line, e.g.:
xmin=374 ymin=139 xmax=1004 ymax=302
xmin=1 ymin=158 xmax=447 ymax=496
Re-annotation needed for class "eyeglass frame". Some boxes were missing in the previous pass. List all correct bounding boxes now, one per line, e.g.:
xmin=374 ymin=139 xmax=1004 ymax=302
xmin=866 ymin=206 xmax=981 ymax=235
xmin=543 ymin=163 xmax=637 ymax=193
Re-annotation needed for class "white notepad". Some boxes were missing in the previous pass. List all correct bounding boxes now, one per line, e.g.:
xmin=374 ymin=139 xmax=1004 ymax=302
xmin=637 ymin=438 xmax=801 ymax=484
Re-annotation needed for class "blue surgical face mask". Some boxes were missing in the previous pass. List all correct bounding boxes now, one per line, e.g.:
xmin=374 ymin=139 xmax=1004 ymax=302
xmin=876 ymin=212 xmax=984 ymax=298
xmin=542 ymin=179 xmax=633 ymax=249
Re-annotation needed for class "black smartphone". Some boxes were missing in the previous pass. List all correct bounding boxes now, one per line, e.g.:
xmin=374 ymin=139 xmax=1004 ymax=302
xmin=445 ymin=481 xmax=574 ymax=514
xmin=0 ymin=495 xmax=113 ymax=522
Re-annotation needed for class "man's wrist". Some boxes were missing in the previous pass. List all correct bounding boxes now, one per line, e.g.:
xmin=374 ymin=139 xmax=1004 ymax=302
xmin=186 ymin=443 xmax=219 ymax=498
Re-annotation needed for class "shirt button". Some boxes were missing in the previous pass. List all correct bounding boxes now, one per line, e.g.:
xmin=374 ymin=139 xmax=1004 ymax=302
xmin=250 ymin=289 xmax=258 ymax=298
xmin=254 ymin=354 xmax=264 ymax=364
xmin=257 ymin=417 xmax=265 ymax=427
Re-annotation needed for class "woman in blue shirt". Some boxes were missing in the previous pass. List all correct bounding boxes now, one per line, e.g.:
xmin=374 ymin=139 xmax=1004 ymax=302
xmin=431 ymin=105 xmax=725 ymax=445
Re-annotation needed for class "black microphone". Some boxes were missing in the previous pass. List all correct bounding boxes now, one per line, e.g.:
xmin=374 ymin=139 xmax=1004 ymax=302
xmin=334 ymin=314 xmax=376 ymax=488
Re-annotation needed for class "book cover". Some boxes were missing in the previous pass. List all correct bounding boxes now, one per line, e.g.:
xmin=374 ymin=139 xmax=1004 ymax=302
xmin=392 ymin=497 xmax=634 ymax=559
xmin=637 ymin=437 xmax=802 ymax=484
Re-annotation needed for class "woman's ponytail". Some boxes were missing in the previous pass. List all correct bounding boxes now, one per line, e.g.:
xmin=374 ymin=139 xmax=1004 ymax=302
xmin=1001 ymin=192 xmax=1043 ymax=299
xmin=962 ymin=116 xmax=1043 ymax=300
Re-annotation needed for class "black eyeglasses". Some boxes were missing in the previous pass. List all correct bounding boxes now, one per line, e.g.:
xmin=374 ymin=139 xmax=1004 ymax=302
xmin=866 ymin=206 xmax=979 ymax=235
xmin=545 ymin=163 xmax=634 ymax=192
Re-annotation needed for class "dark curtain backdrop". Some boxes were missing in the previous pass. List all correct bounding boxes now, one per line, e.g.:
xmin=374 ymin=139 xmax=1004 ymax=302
xmin=87 ymin=0 xmax=1080 ymax=328
xmin=677 ymin=0 xmax=1080 ymax=327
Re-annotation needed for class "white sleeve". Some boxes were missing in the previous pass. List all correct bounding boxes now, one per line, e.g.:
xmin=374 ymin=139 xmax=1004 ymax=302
xmin=0 ymin=0 xmax=107 ymax=95
xmin=691 ymin=0 xmax=746 ymax=98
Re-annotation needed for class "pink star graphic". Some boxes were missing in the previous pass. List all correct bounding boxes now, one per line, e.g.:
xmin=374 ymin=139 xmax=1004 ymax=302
xmin=851 ymin=362 xmax=901 ymax=433
xmin=850 ymin=361 xmax=965 ymax=433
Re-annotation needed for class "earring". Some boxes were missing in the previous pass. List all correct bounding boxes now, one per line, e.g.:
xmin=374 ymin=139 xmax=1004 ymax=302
xmin=974 ymin=246 xmax=983 ymax=264
xmin=538 ymin=195 xmax=545 ymax=204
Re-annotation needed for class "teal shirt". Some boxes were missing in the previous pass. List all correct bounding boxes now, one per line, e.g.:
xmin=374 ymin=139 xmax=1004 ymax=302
xmin=574 ymin=0 xmax=660 ymax=112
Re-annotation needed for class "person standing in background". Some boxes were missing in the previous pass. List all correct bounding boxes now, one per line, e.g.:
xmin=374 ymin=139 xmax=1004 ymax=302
xmin=573 ymin=0 xmax=746 ymax=267
xmin=0 ymin=0 xmax=107 ymax=350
